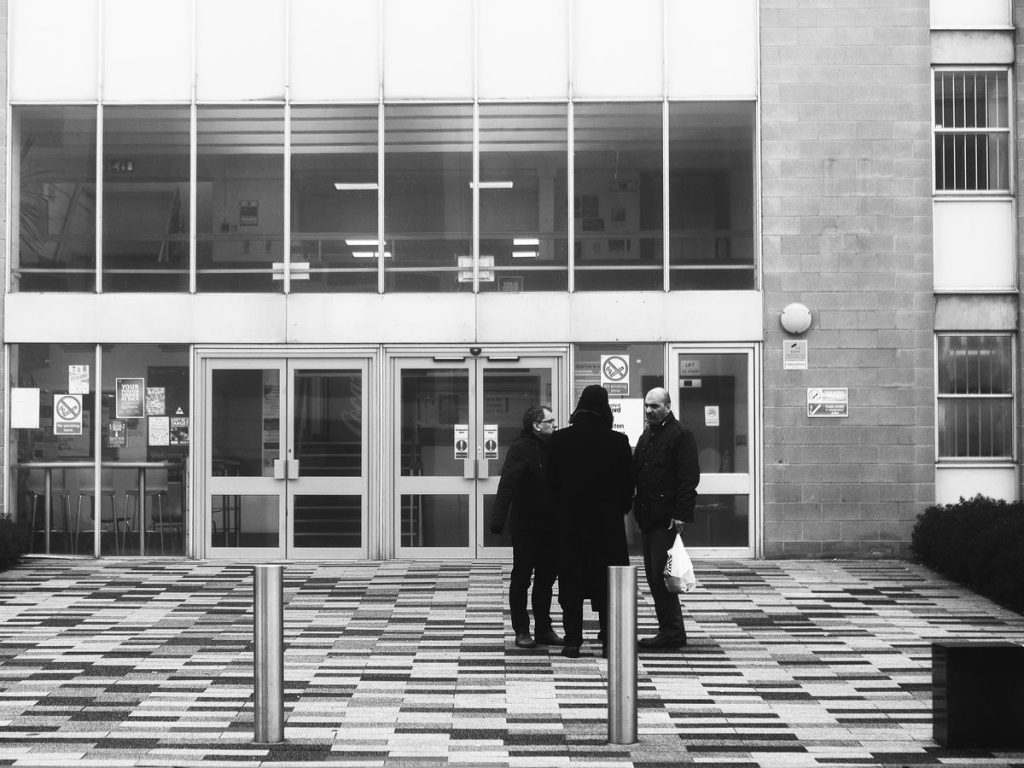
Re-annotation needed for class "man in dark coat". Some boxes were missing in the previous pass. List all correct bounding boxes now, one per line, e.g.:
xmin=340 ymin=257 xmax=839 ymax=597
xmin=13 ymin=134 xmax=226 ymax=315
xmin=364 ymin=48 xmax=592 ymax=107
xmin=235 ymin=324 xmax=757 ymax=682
xmin=490 ymin=404 xmax=563 ymax=649
xmin=547 ymin=385 xmax=634 ymax=658
xmin=632 ymin=387 xmax=700 ymax=649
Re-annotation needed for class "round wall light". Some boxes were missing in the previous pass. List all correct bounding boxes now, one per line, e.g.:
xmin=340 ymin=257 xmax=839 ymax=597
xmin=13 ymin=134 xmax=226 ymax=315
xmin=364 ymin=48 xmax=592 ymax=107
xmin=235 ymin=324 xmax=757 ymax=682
xmin=780 ymin=302 xmax=812 ymax=335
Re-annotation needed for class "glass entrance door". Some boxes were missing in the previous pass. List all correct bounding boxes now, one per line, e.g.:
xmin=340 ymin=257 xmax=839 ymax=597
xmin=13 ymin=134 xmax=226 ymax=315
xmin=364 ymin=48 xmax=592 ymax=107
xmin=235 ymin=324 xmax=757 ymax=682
xmin=669 ymin=347 xmax=756 ymax=556
xmin=204 ymin=357 xmax=368 ymax=559
xmin=394 ymin=353 xmax=562 ymax=558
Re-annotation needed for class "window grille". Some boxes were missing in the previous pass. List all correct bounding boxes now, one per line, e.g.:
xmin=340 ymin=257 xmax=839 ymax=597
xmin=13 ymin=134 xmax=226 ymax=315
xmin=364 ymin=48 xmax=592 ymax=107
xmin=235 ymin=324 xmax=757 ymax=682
xmin=934 ymin=70 xmax=1010 ymax=192
xmin=937 ymin=334 xmax=1014 ymax=459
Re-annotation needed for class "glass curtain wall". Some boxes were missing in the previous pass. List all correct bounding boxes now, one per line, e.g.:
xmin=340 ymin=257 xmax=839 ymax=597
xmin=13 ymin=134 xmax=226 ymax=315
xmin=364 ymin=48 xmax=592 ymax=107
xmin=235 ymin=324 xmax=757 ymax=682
xmin=12 ymin=107 xmax=97 ymax=292
xmin=9 ymin=343 xmax=190 ymax=556
xmin=103 ymin=106 xmax=191 ymax=292
xmin=384 ymin=104 xmax=473 ymax=291
xmin=196 ymin=106 xmax=285 ymax=292
xmin=291 ymin=105 xmax=380 ymax=292
xmin=10 ymin=101 xmax=757 ymax=294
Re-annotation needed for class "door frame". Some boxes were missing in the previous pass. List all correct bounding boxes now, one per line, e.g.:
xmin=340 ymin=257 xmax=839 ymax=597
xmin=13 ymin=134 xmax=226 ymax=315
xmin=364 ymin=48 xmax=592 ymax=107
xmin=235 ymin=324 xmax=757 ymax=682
xmin=193 ymin=345 xmax=379 ymax=559
xmin=384 ymin=345 xmax=569 ymax=560
xmin=667 ymin=342 xmax=762 ymax=559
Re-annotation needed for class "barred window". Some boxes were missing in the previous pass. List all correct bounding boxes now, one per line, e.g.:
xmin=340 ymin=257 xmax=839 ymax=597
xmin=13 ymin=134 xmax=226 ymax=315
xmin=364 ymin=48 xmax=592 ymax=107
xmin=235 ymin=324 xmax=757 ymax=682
xmin=937 ymin=335 xmax=1014 ymax=459
xmin=934 ymin=70 xmax=1010 ymax=192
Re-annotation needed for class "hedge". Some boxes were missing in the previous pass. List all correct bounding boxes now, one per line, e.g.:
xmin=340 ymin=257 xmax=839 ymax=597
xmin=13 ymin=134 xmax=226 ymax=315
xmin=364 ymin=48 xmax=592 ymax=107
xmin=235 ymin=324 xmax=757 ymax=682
xmin=911 ymin=495 xmax=1024 ymax=614
xmin=0 ymin=514 xmax=29 ymax=571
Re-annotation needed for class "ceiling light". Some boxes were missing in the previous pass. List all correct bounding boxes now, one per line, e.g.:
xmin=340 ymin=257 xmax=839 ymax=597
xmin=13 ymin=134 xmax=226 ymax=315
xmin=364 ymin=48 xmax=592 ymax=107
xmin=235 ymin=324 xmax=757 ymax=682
xmin=513 ymin=238 xmax=539 ymax=246
xmin=334 ymin=182 xmax=378 ymax=191
xmin=470 ymin=181 xmax=514 ymax=189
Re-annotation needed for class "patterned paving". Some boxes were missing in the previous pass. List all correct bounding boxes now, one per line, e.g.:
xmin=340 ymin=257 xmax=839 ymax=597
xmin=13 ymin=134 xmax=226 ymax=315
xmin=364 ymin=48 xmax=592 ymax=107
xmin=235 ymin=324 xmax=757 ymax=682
xmin=0 ymin=558 xmax=1023 ymax=768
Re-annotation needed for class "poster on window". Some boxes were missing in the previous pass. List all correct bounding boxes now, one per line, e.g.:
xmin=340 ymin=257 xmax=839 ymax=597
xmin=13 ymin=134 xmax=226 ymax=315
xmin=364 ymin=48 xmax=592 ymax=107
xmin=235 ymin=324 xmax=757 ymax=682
xmin=145 ymin=387 xmax=166 ymax=416
xmin=69 ymin=365 xmax=90 ymax=395
xmin=149 ymin=416 xmax=170 ymax=446
xmin=115 ymin=378 xmax=145 ymax=419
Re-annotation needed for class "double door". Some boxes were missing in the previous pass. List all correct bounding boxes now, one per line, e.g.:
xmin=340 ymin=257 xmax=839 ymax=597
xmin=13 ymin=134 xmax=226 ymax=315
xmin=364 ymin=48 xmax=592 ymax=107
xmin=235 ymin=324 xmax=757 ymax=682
xmin=394 ymin=352 xmax=563 ymax=558
xmin=203 ymin=356 xmax=369 ymax=559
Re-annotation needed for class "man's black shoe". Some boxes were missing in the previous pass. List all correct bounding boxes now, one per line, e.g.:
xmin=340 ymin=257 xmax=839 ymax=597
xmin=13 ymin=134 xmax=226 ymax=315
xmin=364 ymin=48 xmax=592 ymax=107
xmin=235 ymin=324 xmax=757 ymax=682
xmin=637 ymin=634 xmax=686 ymax=649
xmin=515 ymin=632 xmax=537 ymax=648
xmin=534 ymin=630 xmax=565 ymax=646
xmin=560 ymin=645 xmax=581 ymax=658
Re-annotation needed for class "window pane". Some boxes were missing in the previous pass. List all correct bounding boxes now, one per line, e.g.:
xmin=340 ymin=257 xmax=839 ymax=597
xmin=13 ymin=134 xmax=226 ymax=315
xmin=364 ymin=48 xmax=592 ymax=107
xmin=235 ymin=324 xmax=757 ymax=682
xmin=197 ymin=106 xmax=285 ymax=292
xmin=13 ymin=106 xmax=97 ymax=292
xmin=574 ymin=103 xmax=663 ymax=290
xmin=101 ymin=344 xmax=190 ymax=556
xmin=384 ymin=105 xmax=472 ymax=292
xmin=291 ymin=106 xmax=379 ymax=292
xmin=293 ymin=495 xmax=362 ymax=548
xmin=934 ymin=71 xmax=1010 ymax=192
xmin=938 ymin=336 xmax=1012 ymax=395
xmin=103 ymin=107 xmax=190 ymax=292
xmin=9 ymin=343 xmax=96 ymax=554
xmin=293 ymin=370 xmax=362 ymax=477
xmin=479 ymin=104 xmax=569 ymax=292
xmin=669 ymin=102 xmax=756 ymax=290
xmin=400 ymin=494 xmax=469 ymax=547
xmin=938 ymin=399 xmax=1013 ymax=458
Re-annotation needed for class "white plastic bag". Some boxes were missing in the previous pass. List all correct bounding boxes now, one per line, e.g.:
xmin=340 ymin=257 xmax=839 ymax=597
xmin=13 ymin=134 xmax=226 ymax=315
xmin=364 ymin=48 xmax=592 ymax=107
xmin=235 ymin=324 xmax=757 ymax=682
xmin=663 ymin=532 xmax=697 ymax=593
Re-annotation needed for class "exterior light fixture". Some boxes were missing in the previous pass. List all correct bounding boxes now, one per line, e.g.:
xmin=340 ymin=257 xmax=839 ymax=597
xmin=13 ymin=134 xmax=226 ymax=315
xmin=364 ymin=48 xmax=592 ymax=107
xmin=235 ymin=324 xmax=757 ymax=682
xmin=780 ymin=302 xmax=812 ymax=334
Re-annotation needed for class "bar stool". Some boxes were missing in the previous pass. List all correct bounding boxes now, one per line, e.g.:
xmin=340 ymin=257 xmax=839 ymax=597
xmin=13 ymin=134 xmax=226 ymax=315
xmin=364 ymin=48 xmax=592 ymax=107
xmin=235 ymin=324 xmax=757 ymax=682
xmin=123 ymin=469 xmax=176 ymax=554
xmin=76 ymin=469 xmax=123 ymax=554
xmin=26 ymin=469 xmax=72 ymax=553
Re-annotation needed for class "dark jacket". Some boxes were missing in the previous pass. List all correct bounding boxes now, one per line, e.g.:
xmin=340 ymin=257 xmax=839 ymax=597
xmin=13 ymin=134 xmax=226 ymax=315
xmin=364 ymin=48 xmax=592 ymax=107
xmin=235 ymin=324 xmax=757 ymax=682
xmin=632 ymin=412 xmax=700 ymax=530
xmin=547 ymin=410 xmax=634 ymax=601
xmin=490 ymin=429 xmax=555 ymax=539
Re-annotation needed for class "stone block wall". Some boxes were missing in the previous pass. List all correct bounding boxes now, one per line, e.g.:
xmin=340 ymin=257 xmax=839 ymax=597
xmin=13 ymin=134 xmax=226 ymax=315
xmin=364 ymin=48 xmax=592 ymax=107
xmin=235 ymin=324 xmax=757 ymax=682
xmin=760 ymin=0 xmax=935 ymax=557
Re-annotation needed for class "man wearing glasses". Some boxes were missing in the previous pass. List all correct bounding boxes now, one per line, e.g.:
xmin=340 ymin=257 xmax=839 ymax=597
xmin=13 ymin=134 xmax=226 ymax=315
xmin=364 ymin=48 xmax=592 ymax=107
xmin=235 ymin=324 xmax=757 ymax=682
xmin=490 ymin=405 xmax=564 ymax=649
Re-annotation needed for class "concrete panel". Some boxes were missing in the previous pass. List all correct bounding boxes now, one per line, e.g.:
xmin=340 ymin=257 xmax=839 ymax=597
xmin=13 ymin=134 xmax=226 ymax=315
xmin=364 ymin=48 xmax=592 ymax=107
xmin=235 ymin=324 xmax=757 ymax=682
xmin=934 ymin=199 xmax=1015 ymax=291
xmin=930 ymin=0 xmax=1011 ymax=29
xmin=931 ymin=30 xmax=1015 ymax=63
xmin=934 ymin=294 xmax=1018 ymax=330
xmin=935 ymin=465 xmax=1018 ymax=503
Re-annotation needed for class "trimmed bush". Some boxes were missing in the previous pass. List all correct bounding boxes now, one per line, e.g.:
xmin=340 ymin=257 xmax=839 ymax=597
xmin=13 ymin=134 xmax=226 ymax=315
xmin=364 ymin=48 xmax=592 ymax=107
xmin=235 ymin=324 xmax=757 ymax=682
xmin=911 ymin=495 xmax=1024 ymax=614
xmin=0 ymin=514 xmax=30 ymax=570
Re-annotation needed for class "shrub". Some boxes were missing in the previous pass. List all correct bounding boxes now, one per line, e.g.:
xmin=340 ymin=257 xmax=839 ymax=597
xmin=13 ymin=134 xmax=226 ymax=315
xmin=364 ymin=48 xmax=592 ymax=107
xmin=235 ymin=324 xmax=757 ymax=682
xmin=911 ymin=495 xmax=1024 ymax=614
xmin=0 ymin=514 xmax=30 ymax=570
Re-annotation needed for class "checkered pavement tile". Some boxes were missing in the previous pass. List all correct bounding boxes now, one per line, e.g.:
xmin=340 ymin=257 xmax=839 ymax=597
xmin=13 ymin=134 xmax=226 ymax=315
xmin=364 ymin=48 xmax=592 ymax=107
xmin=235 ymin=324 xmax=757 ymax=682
xmin=0 ymin=558 xmax=1022 ymax=767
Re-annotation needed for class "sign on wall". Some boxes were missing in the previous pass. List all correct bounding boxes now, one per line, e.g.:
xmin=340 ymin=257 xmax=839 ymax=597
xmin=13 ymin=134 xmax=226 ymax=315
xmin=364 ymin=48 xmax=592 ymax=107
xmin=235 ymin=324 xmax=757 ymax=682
xmin=807 ymin=387 xmax=848 ymax=418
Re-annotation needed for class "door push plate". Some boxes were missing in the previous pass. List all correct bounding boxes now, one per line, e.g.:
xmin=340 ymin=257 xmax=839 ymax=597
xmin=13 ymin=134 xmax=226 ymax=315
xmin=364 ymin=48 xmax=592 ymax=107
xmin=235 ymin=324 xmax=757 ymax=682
xmin=477 ymin=459 xmax=489 ymax=480
xmin=463 ymin=459 xmax=475 ymax=480
xmin=273 ymin=459 xmax=286 ymax=480
xmin=287 ymin=459 xmax=300 ymax=478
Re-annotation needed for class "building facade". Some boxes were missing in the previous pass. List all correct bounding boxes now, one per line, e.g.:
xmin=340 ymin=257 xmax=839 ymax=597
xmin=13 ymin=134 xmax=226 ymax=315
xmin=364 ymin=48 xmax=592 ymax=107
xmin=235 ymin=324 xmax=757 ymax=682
xmin=0 ymin=0 xmax=1018 ymax=561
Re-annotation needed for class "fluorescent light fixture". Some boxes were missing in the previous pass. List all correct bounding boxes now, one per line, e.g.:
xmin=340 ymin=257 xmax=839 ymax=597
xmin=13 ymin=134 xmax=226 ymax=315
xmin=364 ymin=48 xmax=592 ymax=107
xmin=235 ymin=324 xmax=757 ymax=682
xmin=512 ymin=251 xmax=538 ymax=259
xmin=470 ymin=181 xmax=514 ymax=189
xmin=334 ymin=182 xmax=379 ymax=191
xmin=513 ymin=238 xmax=540 ymax=246
xmin=345 ymin=239 xmax=382 ymax=246
xmin=352 ymin=251 xmax=392 ymax=258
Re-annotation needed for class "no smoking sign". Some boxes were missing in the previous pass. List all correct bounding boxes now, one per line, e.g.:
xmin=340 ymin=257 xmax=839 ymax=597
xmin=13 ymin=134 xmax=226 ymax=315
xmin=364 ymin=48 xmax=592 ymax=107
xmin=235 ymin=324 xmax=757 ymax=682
xmin=600 ymin=355 xmax=630 ymax=395
xmin=53 ymin=394 xmax=83 ymax=435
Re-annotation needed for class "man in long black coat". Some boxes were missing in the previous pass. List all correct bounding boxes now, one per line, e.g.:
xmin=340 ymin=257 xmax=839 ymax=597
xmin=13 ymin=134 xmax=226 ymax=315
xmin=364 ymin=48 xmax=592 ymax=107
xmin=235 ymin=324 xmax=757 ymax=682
xmin=546 ymin=384 xmax=634 ymax=658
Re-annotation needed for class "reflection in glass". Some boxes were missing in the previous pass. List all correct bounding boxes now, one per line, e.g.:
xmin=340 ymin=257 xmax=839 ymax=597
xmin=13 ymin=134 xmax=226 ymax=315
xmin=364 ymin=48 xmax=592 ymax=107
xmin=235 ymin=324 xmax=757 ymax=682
xmin=291 ymin=106 xmax=380 ymax=292
xmin=676 ymin=353 xmax=748 ymax=474
xmin=669 ymin=102 xmax=755 ymax=289
xmin=479 ymin=104 xmax=568 ymax=292
xmin=482 ymin=367 xmax=552 ymax=470
xmin=574 ymin=103 xmax=662 ymax=290
xmin=196 ymin=106 xmax=285 ymax=291
xmin=294 ymin=495 xmax=361 ymax=548
xmin=687 ymin=495 xmax=748 ymax=548
xmin=12 ymin=106 xmax=97 ymax=291
xmin=294 ymin=370 xmax=362 ymax=476
xmin=210 ymin=494 xmax=279 ymax=548
xmin=103 ymin=106 xmax=190 ymax=291
xmin=401 ymin=494 xmax=469 ymax=547
xmin=400 ymin=368 xmax=468 ymax=476
xmin=384 ymin=104 xmax=473 ymax=291
xmin=212 ymin=369 xmax=280 ymax=477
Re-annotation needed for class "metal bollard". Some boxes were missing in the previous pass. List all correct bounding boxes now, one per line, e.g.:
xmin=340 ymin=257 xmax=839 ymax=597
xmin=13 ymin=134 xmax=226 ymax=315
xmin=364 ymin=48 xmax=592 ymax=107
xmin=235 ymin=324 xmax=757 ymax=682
xmin=607 ymin=565 xmax=638 ymax=745
xmin=254 ymin=564 xmax=284 ymax=744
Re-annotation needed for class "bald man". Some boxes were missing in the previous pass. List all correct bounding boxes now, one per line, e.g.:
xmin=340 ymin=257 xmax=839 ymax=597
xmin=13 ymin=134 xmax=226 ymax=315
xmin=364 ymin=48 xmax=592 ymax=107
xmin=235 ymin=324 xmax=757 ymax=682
xmin=632 ymin=387 xmax=700 ymax=649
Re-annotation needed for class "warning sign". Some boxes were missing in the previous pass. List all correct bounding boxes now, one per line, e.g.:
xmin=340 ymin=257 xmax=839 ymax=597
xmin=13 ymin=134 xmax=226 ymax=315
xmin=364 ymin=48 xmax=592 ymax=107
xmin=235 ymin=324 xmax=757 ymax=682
xmin=53 ymin=394 xmax=83 ymax=435
xmin=483 ymin=424 xmax=499 ymax=460
xmin=454 ymin=424 xmax=469 ymax=459
xmin=807 ymin=387 xmax=849 ymax=418
xmin=600 ymin=355 xmax=630 ymax=395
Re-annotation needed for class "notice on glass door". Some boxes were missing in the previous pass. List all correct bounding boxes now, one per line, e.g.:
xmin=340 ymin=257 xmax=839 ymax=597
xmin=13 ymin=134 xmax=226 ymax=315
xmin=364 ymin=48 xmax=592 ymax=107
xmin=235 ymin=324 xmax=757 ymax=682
xmin=483 ymin=425 xmax=499 ymax=459
xmin=454 ymin=424 xmax=469 ymax=459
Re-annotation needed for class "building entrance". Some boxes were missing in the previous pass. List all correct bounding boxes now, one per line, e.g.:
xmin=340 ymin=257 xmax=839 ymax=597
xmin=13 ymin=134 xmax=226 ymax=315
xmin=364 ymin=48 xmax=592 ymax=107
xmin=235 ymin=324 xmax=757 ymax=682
xmin=392 ymin=351 xmax=565 ymax=559
xmin=201 ymin=356 xmax=370 ymax=559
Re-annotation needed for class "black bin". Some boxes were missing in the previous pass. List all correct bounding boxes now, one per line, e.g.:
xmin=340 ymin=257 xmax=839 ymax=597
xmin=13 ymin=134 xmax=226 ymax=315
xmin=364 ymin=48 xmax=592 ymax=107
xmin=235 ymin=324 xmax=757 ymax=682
xmin=932 ymin=641 xmax=1024 ymax=748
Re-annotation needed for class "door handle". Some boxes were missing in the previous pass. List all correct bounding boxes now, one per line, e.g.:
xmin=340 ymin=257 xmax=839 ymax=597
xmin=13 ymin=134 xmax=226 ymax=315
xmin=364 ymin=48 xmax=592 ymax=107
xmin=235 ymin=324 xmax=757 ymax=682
xmin=273 ymin=459 xmax=286 ymax=480
xmin=463 ymin=459 xmax=475 ymax=480
xmin=287 ymin=459 xmax=300 ymax=478
xmin=477 ymin=459 xmax=489 ymax=480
